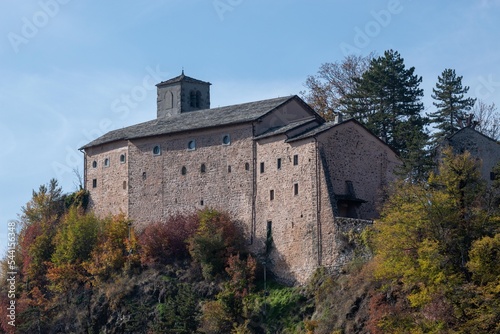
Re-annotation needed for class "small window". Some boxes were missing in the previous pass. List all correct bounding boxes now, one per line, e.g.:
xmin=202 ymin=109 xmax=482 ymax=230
xmin=188 ymin=140 xmax=196 ymax=150
xmin=294 ymin=183 xmax=299 ymax=196
xmin=245 ymin=162 xmax=250 ymax=171
xmin=491 ymin=171 xmax=497 ymax=181
xmin=277 ymin=158 xmax=282 ymax=170
xmin=200 ymin=199 xmax=204 ymax=206
xmin=120 ymin=154 xmax=126 ymax=163
xmin=92 ymin=161 xmax=97 ymax=168
xmin=142 ymin=172 xmax=147 ymax=180
xmin=123 ymin=181 xmax=127 ymax=190
xmin=201 ymin=164 xmax=206 ymax=173
xmin=270 ymin=189 xmax=274 ymax=201
xmin=293 ymin=154 xmax=299 ymax=166
xmin=104 ymin=158 xmax=110 ymax=167
xmin=228 ymin=165 xmax=232 ymax=173
xmin=181 ymin=166 xmax=187 ymax=175
xmin=92 ymin=179 xmax=97 ymax=188
xmin=260 ymin=162 xmax=265 ymax=173
xmin=190 ymin=90 xmax=196 ymax=107
xmin=222 ymin=134 xmax=231 ymax=145
xmin=267 ymin=221 xmax=272 ymax=241
xmin=153 ymin=145 xmax=161 ymax=156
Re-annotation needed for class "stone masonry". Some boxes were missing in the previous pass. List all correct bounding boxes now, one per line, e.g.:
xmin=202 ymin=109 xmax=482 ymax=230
xmin=81 ymin=73 xmax=400 ymax=284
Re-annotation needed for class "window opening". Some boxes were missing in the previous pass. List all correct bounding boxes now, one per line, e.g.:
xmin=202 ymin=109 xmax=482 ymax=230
xmin=277 ymin=158 xmax=282 ymax=170
xmin=260 ymin=162 xmax=265 ymax=173
xmin=201 ymin=164 xmax=206 ymax=173
xmin=181 ymin=166 xmax=187 ymax=175
xmin=92 ymin=161 xmax=97 ymax=168
xmin=123 ymin=181 xmax=127 ymax=190
xmin=120 ymin=154 xmax=126 ymax=163
xmin=222 ymin=134 xmax=231 ymax=145
xmin=92 ymin=179 xmax=97 ymax=188
xmin=188 ymin=140 xmax=196 ymax=150
xmin=245 ymin=162 xmax=250 ymax=171
xmin=153 ymin=145 xmax=161 ymax=156
xmin=228 ymin=165 xmax=232 ymax=173
xmin=293 ymin=154 xmax=299 ymax=166
xmin=270 ymin=189 xmax=274 ymax=201
xmin=294 ymin=183 xmax=299 ymax=196
xmin=104 ymin=158 xmax=110 ymax=167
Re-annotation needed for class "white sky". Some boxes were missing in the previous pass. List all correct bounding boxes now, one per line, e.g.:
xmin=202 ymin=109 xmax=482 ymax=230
xmin=1 ymin=0 xmax=500 ymax=251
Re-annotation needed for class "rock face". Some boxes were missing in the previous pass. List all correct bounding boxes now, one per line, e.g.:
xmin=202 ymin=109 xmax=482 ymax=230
xmin=81 ymin=74 xmax=400 ymax=284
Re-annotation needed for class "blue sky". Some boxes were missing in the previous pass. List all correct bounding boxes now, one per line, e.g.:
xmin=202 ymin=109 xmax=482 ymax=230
xmin=1 ymin=0 xmax=500 ymax=251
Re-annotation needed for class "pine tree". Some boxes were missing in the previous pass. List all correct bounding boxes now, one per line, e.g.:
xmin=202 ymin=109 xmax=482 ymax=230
xmin=429 ymin=68 xmax=476 ymax=144
xmin=344 ymin=50 xmax=430 ymax=181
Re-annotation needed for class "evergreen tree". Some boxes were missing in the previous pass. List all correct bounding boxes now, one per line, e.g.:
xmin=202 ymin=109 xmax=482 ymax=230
xmin=429 ymin=68 xmax=476 ymax=143
xmin=344 ymin=50 xmax=430 ymax=181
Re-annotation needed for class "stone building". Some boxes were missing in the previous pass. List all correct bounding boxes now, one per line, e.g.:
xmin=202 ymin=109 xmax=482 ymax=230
xmin=81 ymin=73 xmax=400 ymax=284
xmin=442 ymin=126 xmax=500 ymax=185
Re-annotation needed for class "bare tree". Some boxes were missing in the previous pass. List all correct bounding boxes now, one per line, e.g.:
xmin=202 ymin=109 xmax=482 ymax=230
xmin=470 ymin=100 xmax=500 ymax=140
xmin=300 ymin=53 xmax=374 ymax=120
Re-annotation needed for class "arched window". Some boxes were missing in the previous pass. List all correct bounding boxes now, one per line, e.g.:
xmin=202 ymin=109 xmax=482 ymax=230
xmin=153 ymin=145 xmax=161 ymax=156
xmin=196 ymin=91 xmax=201 ymax=108
xmin=190 ymin=90 xmax=202 ymax=108
xmin=165 ymin=91 xmax=174 ymax=109
xmin=120 ymin=154 xmax=126 ymax=163
xmin=190 ymin=90 xmax=196 ymax=107
xmin=245 ymin=162 xmax=250 ymax=171
xmin=188 ymin=140 xmax=196 ymax=150
xmin=181 ymin=166 xmax=187 ymax=175
xmin=104 ymin=158 xmax=110 ymax=167
xmin=201 ymin=164 xmax=206 ymax=173
xmin=92 ymin=161 xmax=97 ymax=168
xmin=222 ymin=134 xmax=231 ymax=145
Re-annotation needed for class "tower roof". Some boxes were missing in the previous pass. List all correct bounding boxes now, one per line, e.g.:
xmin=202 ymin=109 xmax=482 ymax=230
xmin=156 ymin=71 xmax=211 ymax=87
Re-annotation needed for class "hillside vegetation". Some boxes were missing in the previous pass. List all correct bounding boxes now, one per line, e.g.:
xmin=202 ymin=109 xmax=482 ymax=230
xmin=1 ymin=148 xmax=500 ymax=333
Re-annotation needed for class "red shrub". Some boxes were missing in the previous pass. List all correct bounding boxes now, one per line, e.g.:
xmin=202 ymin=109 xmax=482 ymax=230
xmin=139 ymin=214 xmax=198 ymax=265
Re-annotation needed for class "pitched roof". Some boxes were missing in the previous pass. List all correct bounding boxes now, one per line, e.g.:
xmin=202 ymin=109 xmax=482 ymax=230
xmin=286 ymin=121 xmax=340 ymax=142
xmin=447 ymin=126 xmax=500 ymax=144
xmin=81 ymin=95 xmax=296 ymax=149
xmin=156 ymin=72 xmax=211 ymax=86
xmin=254 ymin=118 xmax=318 ymax=140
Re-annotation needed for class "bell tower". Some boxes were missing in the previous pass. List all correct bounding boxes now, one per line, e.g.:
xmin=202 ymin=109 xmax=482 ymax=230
xmin=156 ymin=71 xmax=211 ymax=118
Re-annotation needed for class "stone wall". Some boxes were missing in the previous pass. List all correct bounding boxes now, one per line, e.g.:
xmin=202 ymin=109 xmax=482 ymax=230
xmin=127 ymin=123 xmax=255 ymax=238
xmin=316 ymin=121 xmax=400 ymax=219
xmin=85 ymin=141 xmax=129 ymax=218
xmin=446 ymin=127 xmax=500 ymax=186
xmin=254 ymin=135 xmax=319 ymax=284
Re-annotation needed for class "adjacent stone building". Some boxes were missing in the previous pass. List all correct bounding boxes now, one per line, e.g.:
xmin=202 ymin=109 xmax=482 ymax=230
xmin=81 ymin=73 xmax=400 ymax=284
xmin=442 ymin=126 xmax=500 ymax=186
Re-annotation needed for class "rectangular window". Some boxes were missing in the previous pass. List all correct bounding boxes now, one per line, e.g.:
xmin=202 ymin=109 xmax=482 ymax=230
xmin=92 ymin=179 xmax=97 ymax=188
xmin=270 ymin=189 xmax=274 ymax=201
xmin=277 ymin=158 xmax=282 ymax=170
xmin=260 ymin=162 xmax=265 ymax=173
xmin=294 ymin=183 xmax=299 ymax=196
xmin=267 ymin=221 xmax=272 ymax=240
xmin=491 ymin=171 xmax=497 ymax=181
xmin=293 ymin=154 xmax=299 ymax=166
